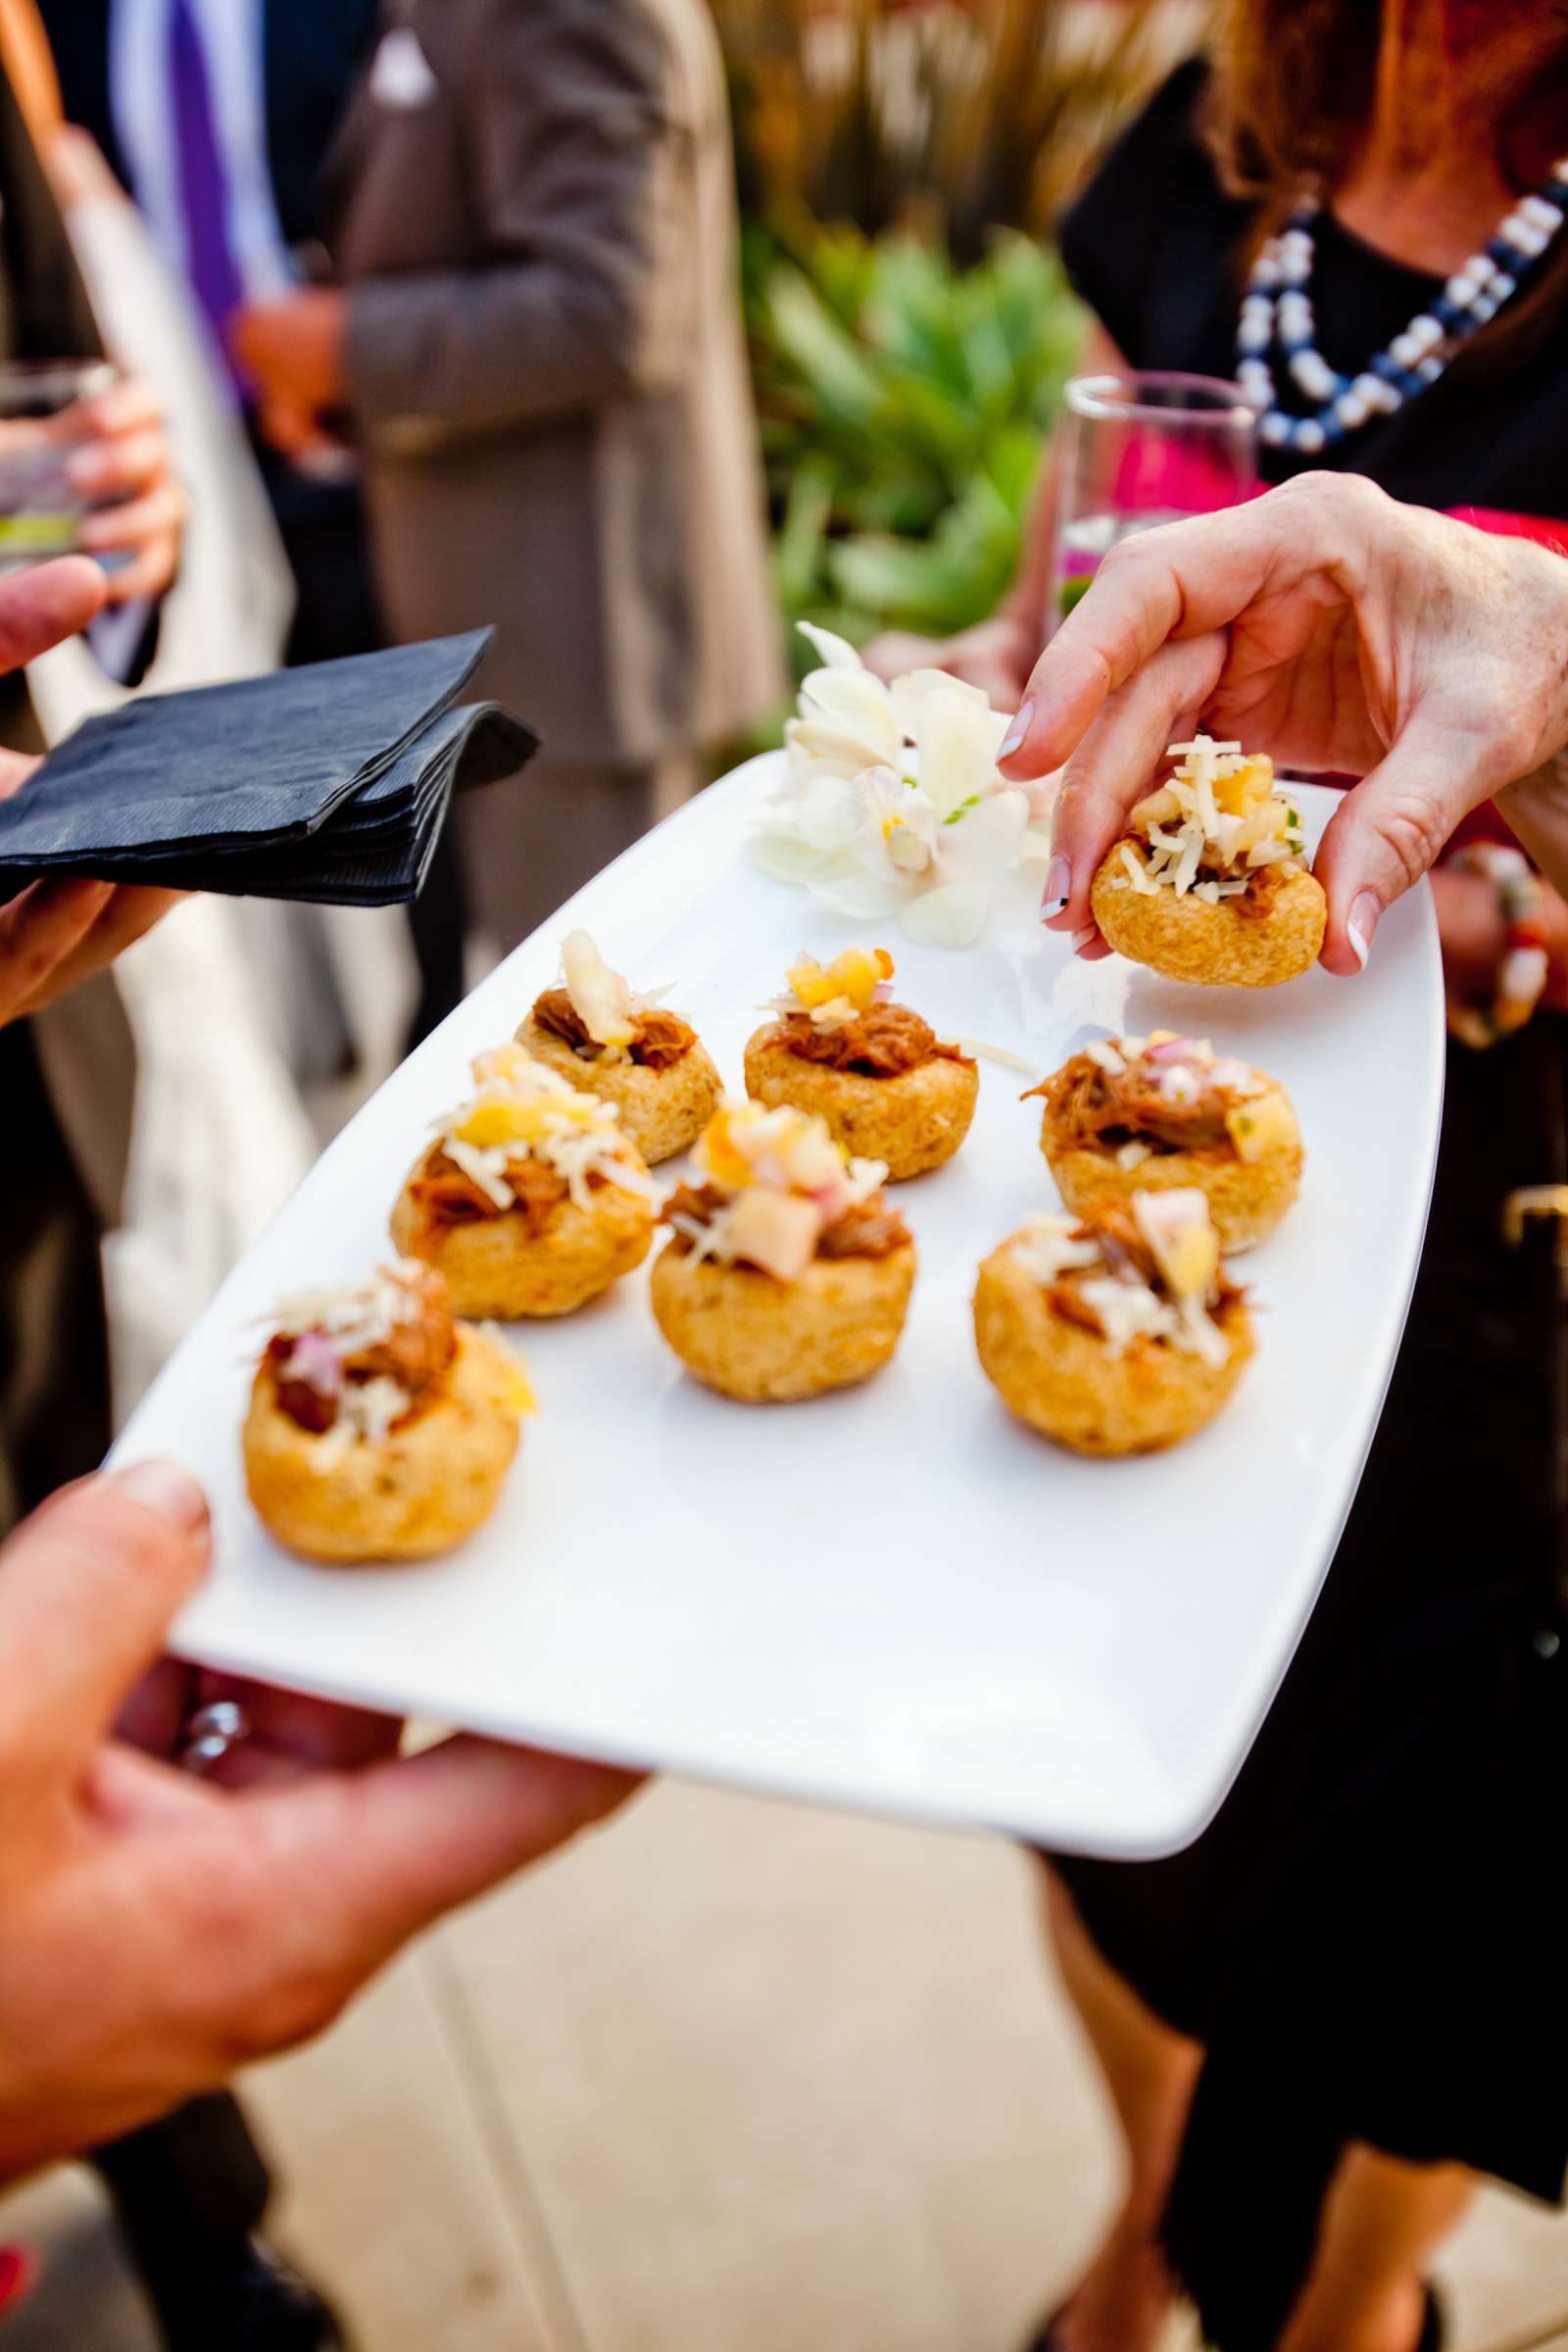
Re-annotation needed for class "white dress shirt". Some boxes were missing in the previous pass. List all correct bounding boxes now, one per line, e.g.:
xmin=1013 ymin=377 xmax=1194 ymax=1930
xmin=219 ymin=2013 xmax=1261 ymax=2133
xmin=109 ymin=0 xmax=295 ymax=310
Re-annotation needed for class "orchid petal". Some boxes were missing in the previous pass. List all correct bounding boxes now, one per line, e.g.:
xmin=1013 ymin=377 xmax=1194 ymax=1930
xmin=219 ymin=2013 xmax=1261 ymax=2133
xmin=938 ymin=786 xmax=1031 ymax=875
xmin=785 ymin=715 xmax=890 ymax=787
xmin=798 ymin=666 xmax=902 ymax=765
xmin=796 ymin=620 xmax=865 ymax=672
xmin=890 ymin=667 xmax=992 ymax=738
xmin=914 ymin=685 xmax=1005 ymax=820
xmin=788 ymin=770 xmax=864 ymax=851
xmin=898 ymin=879 xmax=993 ymax=949
xmin=751 ymin=833 xmax=839 ymax=885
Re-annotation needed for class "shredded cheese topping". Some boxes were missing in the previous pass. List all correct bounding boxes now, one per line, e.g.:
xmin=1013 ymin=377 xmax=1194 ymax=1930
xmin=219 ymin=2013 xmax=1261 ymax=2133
xmin=433 ymin=1044 xmax=660 ymax=1210
xmin=1114 ymin=737 xmax=1306 ymax=901
xmin=1010 ymin=1193 xmax=1232 ymax=1369
xmin=268 ymin=1261 xmax=430 ymax=1459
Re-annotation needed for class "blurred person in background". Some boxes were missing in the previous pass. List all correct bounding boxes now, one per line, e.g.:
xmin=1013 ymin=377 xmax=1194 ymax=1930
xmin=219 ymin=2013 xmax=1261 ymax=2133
xmin=0 ymin=29 xmax=353 ymax=2345
xmin=232 ymin=0 xmax=783 ymax=956
xmin=38 ymin=0 xmax=470 ymax=1044
xmin=872 ymin=6 xmax=1568 ymax=2351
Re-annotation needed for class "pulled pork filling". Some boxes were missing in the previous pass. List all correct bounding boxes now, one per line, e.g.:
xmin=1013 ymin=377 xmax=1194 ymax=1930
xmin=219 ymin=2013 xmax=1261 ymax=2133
xmin=268 ymin=1293 xmax=457 ymax=1437
xmin=1116 ymin=839 xmax=1288 ymax=916
xmin=1035 ymin=1052 xmax=1235 ymax=1156
xmin=1048 ymin=1201 xmax=1239 ymax=1342
xmin=1215 ymin=856 xmax=1283 ymax=919
xmin=531 ymin=987 xmax=694 ymax=1071
xmin=407 ymin=1139 xmax=583 ymax=1233
xmin=772 ymin=1002 xmax=971 ymax=1079
xmin=663 ymin=1180 xmax=909 ymax=1265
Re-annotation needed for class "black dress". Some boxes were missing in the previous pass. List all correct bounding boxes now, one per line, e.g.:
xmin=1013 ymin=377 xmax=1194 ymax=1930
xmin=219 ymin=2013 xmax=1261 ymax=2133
xmin=1046 ymin=58 xmax=1568 ymax=2349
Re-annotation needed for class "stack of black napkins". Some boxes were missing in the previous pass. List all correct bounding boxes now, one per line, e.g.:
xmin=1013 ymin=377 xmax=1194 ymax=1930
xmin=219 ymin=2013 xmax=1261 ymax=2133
xmin=0 ymin=629 xmax=536 ymax=906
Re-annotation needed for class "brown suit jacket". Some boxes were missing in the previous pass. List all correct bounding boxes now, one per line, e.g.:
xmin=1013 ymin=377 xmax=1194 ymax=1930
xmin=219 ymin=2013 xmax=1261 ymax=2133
xmin=329 ymin=0 xmax=783 ymax=766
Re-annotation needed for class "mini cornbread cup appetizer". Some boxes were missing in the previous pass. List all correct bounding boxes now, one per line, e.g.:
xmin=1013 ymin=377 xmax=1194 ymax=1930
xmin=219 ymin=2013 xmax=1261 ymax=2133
xmin=391 ymin=1044 xmax=659 ymax=1317
xmin=1089 ymin=736 xmax=1327 ymax=987
xmin=973 ymin=1190 xmax=1252 ymax=1455
xmin=1030 ymin=1030 xmax=1302 ymax=1251
xmin=515 ymin=929 xmax=722 ymax=1165
xmin=742 ymin=947 xmax=978 ymax=1181
xmin=651 ymin=1102 xmax=916 ymax=1402
xmin=243 ymin=1260 xmax=533 ymax=1562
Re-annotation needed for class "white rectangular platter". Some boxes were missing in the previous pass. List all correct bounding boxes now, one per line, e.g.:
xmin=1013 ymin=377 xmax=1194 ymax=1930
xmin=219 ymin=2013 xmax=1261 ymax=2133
xmin=113 ymin=757 xmax=1444 ymax=1858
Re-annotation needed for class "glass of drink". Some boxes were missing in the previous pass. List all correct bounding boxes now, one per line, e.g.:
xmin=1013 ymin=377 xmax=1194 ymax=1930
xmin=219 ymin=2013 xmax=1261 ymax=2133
xmin=1052 ymin=370 xmax=1259 ymax=626
xmin=0 ymin=360 xmax=121 ymax=574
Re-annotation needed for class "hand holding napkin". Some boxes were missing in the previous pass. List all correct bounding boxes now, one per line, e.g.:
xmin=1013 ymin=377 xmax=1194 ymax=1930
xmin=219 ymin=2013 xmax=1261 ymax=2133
xmin=0 ymin=630 xmax=536 ymax=905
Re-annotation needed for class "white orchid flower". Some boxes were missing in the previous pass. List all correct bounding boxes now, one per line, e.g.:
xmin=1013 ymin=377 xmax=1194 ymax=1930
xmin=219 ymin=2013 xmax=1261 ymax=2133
xmin=810 ymin=764 xmax=1033 ymax=948
xmin=753 ymin=623 xmax=1042 ymax=945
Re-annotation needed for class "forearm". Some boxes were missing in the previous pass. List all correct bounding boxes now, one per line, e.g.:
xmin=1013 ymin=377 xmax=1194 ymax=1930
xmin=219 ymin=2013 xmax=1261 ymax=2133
xmin=347 ymin=265 xmax=676 ymax=448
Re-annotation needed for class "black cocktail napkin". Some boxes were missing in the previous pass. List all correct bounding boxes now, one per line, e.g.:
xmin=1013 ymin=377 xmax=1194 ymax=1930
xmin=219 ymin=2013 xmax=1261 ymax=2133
xmin=0 ymin=629 xmax=537 ymax=905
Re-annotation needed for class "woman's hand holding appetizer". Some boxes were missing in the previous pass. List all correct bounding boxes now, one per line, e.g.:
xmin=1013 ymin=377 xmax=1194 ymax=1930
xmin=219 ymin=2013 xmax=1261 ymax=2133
xmin=995 ymin=472 xmax=1568 ymax=972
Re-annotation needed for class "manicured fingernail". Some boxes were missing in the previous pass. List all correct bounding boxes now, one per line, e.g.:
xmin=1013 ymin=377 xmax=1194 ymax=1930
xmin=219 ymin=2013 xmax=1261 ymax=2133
xmin=65 ymin=449 xmax=103 ymax=492
xmin=1071 ymin=922 xmax=1100 ymax=955
xmin=112 ymin=1460 xmax=209 ymax=1533
xmin=997 ymin=699 xmax=1035 ymax=760
xmin=1041 ymin=853 xmax=1071 ymax=918
xmin=1348 ymin=891 xmax=1380 ymax=969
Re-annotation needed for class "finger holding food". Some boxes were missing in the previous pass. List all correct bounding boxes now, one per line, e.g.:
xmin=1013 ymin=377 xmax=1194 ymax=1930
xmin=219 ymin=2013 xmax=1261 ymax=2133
xmin=743 ymin=946 xmax=978 ymax=1180
xmin=1031 ymin=1031 xmax=1301 ymax=1251
xmin=651 ymin=1102 xmax=916 ymax=1402
xmin=243 ymin=1261 xmax=533 ymax=1562
xmin=391 ymin=1045 xmax=659 ymax=1318
xmin=973 ymin=1191 xmax=1252 ymax=1454
xmin=1089 ymin=737 xmax=1327 ymax=986
xmin=515 ymin=930 xmax=722 ymax=1164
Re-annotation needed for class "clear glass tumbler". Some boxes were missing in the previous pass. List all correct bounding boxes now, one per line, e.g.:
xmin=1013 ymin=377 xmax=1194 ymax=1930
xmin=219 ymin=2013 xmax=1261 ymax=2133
xmin=1052 ymin=370 xmax=1260 ymax=627
xmin=0 ymin=360 xmax=120 ymax=574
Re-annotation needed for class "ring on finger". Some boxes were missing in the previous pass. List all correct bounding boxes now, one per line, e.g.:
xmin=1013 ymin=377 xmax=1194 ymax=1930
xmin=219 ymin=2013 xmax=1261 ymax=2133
xmin=179 ymin=1699 xmax=252 ymax=1776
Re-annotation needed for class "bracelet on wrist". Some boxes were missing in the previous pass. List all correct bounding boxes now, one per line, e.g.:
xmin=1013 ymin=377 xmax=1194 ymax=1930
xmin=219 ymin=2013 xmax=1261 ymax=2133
xmin=1446 ymin=843 xmax=1550 ymax=1049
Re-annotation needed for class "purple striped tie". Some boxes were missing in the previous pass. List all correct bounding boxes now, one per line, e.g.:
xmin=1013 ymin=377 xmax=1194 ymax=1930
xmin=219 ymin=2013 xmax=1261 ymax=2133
xmin=169 ymin=0 xmax=246 ymax=372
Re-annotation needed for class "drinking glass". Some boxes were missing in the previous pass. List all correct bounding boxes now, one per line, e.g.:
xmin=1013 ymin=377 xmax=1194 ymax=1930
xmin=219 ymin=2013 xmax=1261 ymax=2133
xmin=0 ymin=360 xmax=120 ymax=573
xmin=1052 ymin=370 xmax=1259 ymax=627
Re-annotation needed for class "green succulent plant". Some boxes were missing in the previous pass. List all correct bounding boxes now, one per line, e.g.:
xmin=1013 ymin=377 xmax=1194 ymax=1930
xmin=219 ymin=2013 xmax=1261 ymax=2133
xmin=712 ymin=0 xmax=1197 ymax=725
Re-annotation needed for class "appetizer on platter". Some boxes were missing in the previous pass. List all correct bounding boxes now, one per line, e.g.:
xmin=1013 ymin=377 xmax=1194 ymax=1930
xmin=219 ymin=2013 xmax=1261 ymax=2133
xmin=1089 ymin=737 xmax=1327 ymax=986
xmin=973 ymin=1191 xmax=1251 ymax=1454
xmin=243 ymin=1260 xmax=533 ymax=1562
xmin=1031 ymin=1031 xmax=1301 ymax=1251
xmin=743 ymin=947 xmax=977 ymax=1180
xmin=651 ymin=1102 xmax=915 ymax=1402
xmin=516 ymin=930 xmax=721 ymax=1164
xmin=391 ymin=1044 xmax=659 ymax=1317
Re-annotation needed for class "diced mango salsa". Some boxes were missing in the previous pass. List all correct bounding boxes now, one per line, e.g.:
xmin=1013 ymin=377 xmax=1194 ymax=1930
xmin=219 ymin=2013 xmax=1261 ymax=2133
xmin=499 ymin=1360 xmax=538 ymax=1417
xmin=1214 ymin=755 xmax=1275 ymax=816
xmin=697 ymin=1109 xmax=756 ymax=1192
xmin=457 ymin=1093 xmax=601 ymax=1150
xmin=787 ymin=946 xmax=893 ymax=1011
xmin=1225 ymin=1087 xmax=1299 ymax=1164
